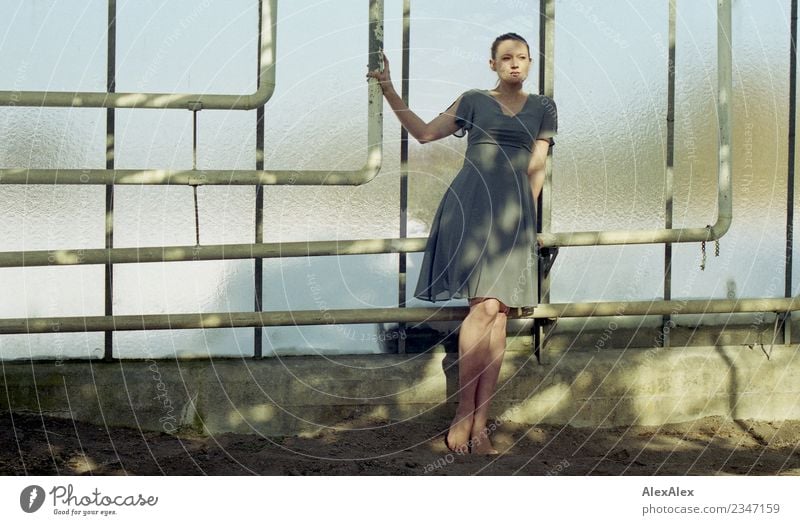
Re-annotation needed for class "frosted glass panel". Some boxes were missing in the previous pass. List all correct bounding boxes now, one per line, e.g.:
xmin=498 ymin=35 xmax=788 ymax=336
xmin=197 ymin=111 xmax=257 ymax=245
xmin=112 ymin=260 xmax=254 ymax=358
xmin=113 ymin=109 xmax=254 ymax=357
xmin=673 ymin=0 xmax=789 ymax=317
xmin=115 ymin=109 xmax=192 ymax=168
xmin=552 ymin=0 xmax=666 ymax=233
xmin=551 ymin=245 xmax=664 ymax=302
xmin=0 ymin=265 xmax=105 ymax=361
xmin=262 ymin=255 xmax=400 ymax=356
xmin=262 ymin=0 xmax=368 ymax=170
xmin=0 ymin=0 xmax=106 ymax=92
xmin=116 ymin=0 xmax=256 ymax=94
xmin=0 ymin=0 xmax=107 ymax=360
xmin=550 ymin=0 xmax=666 ymax=302
xmin=261 ymin=1 xmax=403 ymax=354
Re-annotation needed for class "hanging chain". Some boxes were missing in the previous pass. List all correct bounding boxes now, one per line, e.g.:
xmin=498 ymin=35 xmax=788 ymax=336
xmin=700 ymin=239 xmax=706 ymax=271
xmin=699 ymin=225 xmax=720 ymax=271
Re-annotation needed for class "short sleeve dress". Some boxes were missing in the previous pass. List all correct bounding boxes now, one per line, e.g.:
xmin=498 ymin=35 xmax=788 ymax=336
xmin=413 ymin=88 xmax=558 ymax=308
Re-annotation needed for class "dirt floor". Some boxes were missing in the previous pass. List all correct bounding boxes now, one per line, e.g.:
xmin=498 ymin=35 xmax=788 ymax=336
xmin=1 ymin=410 xmax=799 ymax=475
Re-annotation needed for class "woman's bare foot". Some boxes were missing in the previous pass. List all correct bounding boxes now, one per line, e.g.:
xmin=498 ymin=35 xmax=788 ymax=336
xmin=446 ymin=408 xmax=473 ymax=454
xmin=469 ymin=427 xmax=499 ymax=455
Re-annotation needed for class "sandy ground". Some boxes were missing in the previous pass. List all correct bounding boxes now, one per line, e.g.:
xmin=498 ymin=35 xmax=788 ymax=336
xmin=2 ymin=410 xmax=799 ymax=475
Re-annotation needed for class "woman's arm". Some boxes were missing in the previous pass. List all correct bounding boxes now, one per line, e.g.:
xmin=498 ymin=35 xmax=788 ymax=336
xmin=367 ymin=51 xmax=461 ymax=143
xmin=527 ymin=138 xmax=552 ymax=202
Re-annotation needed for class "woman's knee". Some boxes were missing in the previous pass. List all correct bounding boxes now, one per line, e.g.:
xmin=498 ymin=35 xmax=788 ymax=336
xmin=470 ymin=297 xmax=509 ymax=317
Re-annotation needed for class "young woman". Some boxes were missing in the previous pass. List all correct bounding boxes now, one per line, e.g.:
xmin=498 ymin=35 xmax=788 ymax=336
xmin=367 ymin=33 xmax=557 ymax=455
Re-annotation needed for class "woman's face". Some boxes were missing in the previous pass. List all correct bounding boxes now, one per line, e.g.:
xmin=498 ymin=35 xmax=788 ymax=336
xmin=490 ymin=39 xmax=531 ymax=85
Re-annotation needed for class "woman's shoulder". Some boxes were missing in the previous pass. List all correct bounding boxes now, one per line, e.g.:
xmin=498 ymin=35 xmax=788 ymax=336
xmin=457 ymin=88 xmax=482 ymax=100
xmin=530 ymin=93 xmax=556 ymax=107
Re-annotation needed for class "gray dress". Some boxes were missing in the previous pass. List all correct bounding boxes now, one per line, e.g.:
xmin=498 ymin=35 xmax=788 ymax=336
xmin=413 ymin=88 xmax=558 ymax=308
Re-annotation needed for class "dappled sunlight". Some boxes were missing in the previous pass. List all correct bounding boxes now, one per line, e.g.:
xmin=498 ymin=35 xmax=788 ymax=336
xmin=225 ymin=404 xmax=276 ymax=430
xmin=500 ymin=382 xmax=573 ymax=423
xmin=67 ymin=454 xmax=100 ymax=474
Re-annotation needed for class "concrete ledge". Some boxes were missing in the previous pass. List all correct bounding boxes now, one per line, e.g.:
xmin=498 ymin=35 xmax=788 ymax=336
xmin=2 ymin=344 xmax=800 ymax=436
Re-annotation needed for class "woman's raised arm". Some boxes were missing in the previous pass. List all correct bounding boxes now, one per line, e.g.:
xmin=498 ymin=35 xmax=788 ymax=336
xmin=367 ymin=51 xmax=462 ymax=144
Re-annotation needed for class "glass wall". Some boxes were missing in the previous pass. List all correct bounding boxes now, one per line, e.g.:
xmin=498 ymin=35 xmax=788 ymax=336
xmin=0 ymin=0 xmax=796 ymax=358
xmin=260 ymin=0 xmax=402 ymax=355
xmin=550 ymin=0 xmax=667 ymax=310
xmin=0 ymin=0 xmax=108 ymax=360
xmin=672 ymin=0 xmax=789 ymax=327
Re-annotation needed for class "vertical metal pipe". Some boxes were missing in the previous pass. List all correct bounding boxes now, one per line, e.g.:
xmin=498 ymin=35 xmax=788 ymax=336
xmin=662 ymin=0 xmax=677 ymax=348
xmin=535 ymin=0 xmax=555 ymax=362
xmin=254 ymin=0 xmax=266 ymax=358
xmin=191 ymin=109 xmax=200 ymax=246
xmin=104 ymin=0 xmax=117 ymax=361
xmin=368 ymin=0 xmax=385 ymax=159
xmin=787 ymin=0 xmax=797 ymax=344
xmin=538 ymin=0 xmax=555 ymax=240
xmin=398 ymin=0 xmax=411 ymax=354
xmin=717 ymin=0 xmax=733 ymax=253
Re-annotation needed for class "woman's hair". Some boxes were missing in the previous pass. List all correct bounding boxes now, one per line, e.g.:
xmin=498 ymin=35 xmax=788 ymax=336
xmin=490 ymin=32 xmax=530 ymax=60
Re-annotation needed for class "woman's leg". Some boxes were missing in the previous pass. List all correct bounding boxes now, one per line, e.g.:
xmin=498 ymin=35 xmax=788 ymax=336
xmin=469 ymin=306 xmax=508 ymax=454
xmin=446 ymin=297 xmax=500 ymax=453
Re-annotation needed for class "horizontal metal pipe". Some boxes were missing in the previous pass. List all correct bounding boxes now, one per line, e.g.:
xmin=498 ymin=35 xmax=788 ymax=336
xmin=0 ymin=0 xmax=277 ymax=110
xmin=539 ymin=0 xmax=732 ymax=248
xmin=1 ymin=297 xmax=796 ymax=335
xmin=0 ymin=163 xmax=381 ymax=186
xmin=533 ymin=297 xmax=800 ymax=318
xmin=0 ymin=237 xmax=428 ymax=268
xmin=0 ymin=308 xmax=468 ymax=334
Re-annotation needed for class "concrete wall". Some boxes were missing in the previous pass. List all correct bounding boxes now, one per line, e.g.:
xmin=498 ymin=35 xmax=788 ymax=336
xmin=3 ymin=340 xmax=799 ymax=436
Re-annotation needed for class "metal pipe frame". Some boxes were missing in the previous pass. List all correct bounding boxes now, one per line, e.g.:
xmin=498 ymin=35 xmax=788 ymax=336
xmin=0 ymin=0 xmax=730 ymax=280
xmin=2 ymin=297 xmax=798 ymax=335
xmin=2 ymin=0 xmax=792 ymax=350
xmin=0 ymin=0 xmax=383 ymax=187
xmin=538 ymin=0 xmax=733 ymax=247
xmin=0 ymin=0 xmax=277 ymax=110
